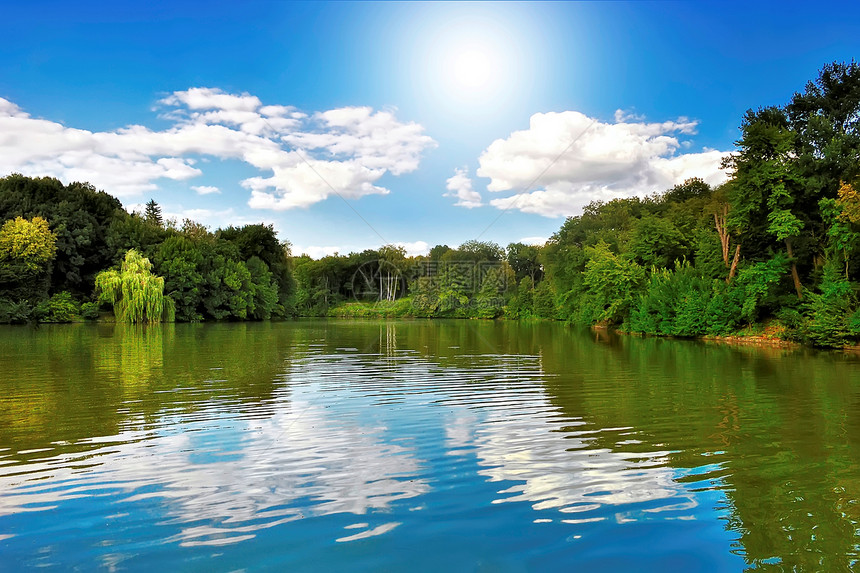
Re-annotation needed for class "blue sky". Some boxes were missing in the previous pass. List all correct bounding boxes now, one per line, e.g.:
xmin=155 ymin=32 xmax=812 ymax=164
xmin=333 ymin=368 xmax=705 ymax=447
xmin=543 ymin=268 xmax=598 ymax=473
xmin=2 ymin=1 xmax=859 ymax=257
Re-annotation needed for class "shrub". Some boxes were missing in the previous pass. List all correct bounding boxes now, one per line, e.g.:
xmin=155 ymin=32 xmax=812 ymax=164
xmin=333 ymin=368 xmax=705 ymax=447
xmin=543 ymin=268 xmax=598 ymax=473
xmin=80 ymin=301 xmax=101 ymax=320
xmin=34 ymin=291 xmax=79 ymax=323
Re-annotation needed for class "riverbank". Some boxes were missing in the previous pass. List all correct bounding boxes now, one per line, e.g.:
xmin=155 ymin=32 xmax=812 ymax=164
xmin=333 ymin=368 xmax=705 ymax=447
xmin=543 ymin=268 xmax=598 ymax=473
xmin=14 ymin=297 xmax=855 ymax=352
xmin=315 ymin=300 xmax=843 ymax=350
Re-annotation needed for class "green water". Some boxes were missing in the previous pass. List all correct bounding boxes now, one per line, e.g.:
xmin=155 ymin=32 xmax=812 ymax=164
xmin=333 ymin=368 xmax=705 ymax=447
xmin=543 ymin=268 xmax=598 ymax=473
xmin=1 ymin=320 xmax=859 ymax=571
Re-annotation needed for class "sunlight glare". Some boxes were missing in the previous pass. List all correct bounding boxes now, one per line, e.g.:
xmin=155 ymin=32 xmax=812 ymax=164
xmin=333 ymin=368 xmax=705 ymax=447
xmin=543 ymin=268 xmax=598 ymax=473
xmin=452 ymin=48 xmax=493 ymax=91
xmin=397 ymin=5 xmax=544 ymax=123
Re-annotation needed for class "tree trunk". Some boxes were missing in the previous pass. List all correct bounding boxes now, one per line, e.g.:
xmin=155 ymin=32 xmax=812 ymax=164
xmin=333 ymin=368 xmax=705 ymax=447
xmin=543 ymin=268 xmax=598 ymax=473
xmin=714 ymin=205 xmax=730 ymax=267
xmin=727 ymin=243 xmax=741 ymax=283
xmin=785 ymin=238 xmax=803 ymax=299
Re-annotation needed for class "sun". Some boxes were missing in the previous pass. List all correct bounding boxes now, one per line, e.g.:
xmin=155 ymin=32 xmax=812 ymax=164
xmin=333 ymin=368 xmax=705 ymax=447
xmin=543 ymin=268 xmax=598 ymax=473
xmin=399 ymin=6 xmax=542 ymax=121
xmin=452 ymin=48 xmax=494 ymax=91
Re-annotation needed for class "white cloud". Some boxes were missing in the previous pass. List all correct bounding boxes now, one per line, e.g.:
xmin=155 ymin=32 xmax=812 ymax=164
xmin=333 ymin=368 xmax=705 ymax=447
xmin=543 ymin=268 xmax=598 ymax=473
xmin=475 ymin=110 xmax=729 ymax=217
xmin=0 ymin=377 xmax=430 ymax=547
xmin=395 ymin=240 xmax=430 ymax=257
xmin=444 ymin=167 xmax=483 ymax=208
xmin=282 ymin=107 xmax=435 ymax=175
xmin=191 ymin=185 xmax=221 ymax=195
xmin=160 ymin=87 xmax=262 ymax=112
xmin=518 ymin=236 xmax=548 ymax=246
xmin=0 ymin=89 xmax=436 ymax=209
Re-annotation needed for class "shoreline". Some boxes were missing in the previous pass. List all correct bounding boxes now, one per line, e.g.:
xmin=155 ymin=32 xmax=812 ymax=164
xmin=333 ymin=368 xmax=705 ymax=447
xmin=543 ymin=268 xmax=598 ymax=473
xmin=9 ymin=313 xmax=860 ymax=352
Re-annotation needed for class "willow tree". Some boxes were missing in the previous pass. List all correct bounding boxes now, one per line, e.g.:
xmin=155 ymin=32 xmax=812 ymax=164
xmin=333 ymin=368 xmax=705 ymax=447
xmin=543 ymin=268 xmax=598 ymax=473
xmin=95 ymin=249 xmax=174 ymax=323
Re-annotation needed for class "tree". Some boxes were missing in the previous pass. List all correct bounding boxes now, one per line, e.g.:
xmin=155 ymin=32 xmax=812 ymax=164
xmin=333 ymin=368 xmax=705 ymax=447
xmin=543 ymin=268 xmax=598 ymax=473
xmin=246 ymin=256 xmax=279 ymax=319
xmin=377 ymin=244 xmax=407 ymax=301
xmin=627 ymin=215 xmax=687 ymax=269
xmin=95 ymin=249 xmax=175 ymax=323
xmin=581 ymin=241 xmax=645 ymax=324
xmin=725 ymin=107 xmax=805 ymax=298
xmin=0 ymin=216 xmax=58 ymax=301
xmin=0 ymin=216 xmax=57 ymax=271
xmin=144 ymin=199 xmax=163 ymax=228
xmin=820 ymin=182 xmax=860 ymax=278
xmin=153 ymin=235 xmax=205 ymax=321
xmin=429 ymin=244 xmax=451 ymax=262
xmin=506 ymin=242 xmax=543 ymax=283
xmin=663 ymin=177 xmax=712 ymax=204
xmin=218 ymin=223 xmax=295 ymax=315
xmin=454 ymin=240 xmax=504 ymax=263
xmin=0 ymin=175 xmax=123 ymax=297
xmin=705 ymin=181 xmax=741 ymax=276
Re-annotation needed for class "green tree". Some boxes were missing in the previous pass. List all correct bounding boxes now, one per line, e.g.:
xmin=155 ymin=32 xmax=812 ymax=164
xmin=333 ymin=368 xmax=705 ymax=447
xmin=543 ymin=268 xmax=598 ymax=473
xmin=95 ymin=249 xmax=175 ymax=323
xmin=0 ymin=216 xmax=58 ymax=301
xmin=428 ymin=244 xmax=451 ymax=262
xmin=506 ymin=242 xmax=543 ymax=283
xmin=0 ymin=216 xmax=57 ymax=271
xmin=153 ymin=235 xmax=205 ymax=321
xmin=475 ymin=266 xmax=506 ymax=318
xmin=581 ymin=241 xmax=645 ymax=325
xmin=725 ymin=107 xmax=805 ymax=298
xmin=246 ymin=256 xmax=279 ymax=319
xmin=627 ymin=215 xmax=687 ymax=269
xmin=144 ymin=199 xmax=163 ymax=228
xmin=219 ymin=223 xmax=295 ymax=315
xmin=820 ymin=184 xmax=860 ymax=278
xmin=802 ymin=261 xmax=854 ymax=347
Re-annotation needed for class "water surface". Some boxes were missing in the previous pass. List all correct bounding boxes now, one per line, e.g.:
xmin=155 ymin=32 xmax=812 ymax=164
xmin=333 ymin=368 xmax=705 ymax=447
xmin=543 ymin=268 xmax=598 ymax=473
xmin=1 ymin=320 xmax=859 ymax=571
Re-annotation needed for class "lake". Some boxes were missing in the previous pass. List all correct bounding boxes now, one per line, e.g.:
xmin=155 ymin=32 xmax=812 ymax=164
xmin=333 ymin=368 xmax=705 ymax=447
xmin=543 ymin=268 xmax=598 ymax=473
xmin=1 ymin=320 xmax=859 ymax=571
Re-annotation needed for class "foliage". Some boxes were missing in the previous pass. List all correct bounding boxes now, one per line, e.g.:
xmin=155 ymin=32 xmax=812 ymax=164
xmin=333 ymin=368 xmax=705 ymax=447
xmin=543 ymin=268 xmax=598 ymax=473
xmin=736 ymin=254 xmax=790 ymax=324
xmin=0 ymin=216 xmax=58 ymax=271
xmin=34 ymin=291 xmax=79 ymax=323
xmin=144 ymin=199 xmax=163 ymax=228
xmin=328 ymin=299 xmax=415 ymax=318
xmin=475 ymin=267 xmax=506 ymax=318
xmin=0 ymin=175 xmax=125 ymax=296
xmin=410 ymin=276 xmax=441 ymax=317
xmin=0 ymin=215 xmax=58 ymax=302
xmin=628 ymin=263 xmax=744 ymax=337
xmin=80 ymin=301 xmax=100 ymax=320
xmin=0 ymin=176 xmax=297 ymax=324
xmin=95 ymin=250 xmax=175 ymax=324
xmin=627 ymin=215 xmax=687 ymax=269
xmin=801 ymin=261 xmax=856 ymax=347
xmin=0 ymin=298 xmax=34 ymax=324
xmin=580 ymin=241 xmax=645 ymax=325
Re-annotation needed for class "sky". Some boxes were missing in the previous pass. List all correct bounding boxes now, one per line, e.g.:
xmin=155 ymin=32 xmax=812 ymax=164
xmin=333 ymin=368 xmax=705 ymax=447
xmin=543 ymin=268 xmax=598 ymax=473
xmin=2 ymin=1 xmax=859 ymax=258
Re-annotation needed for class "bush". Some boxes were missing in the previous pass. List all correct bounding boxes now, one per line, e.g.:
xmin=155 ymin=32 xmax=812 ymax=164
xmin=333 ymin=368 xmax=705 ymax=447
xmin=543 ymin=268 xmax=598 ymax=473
xmin=0 ymin=298 xmax=33 ymax=324
xmin=80 ymin=301 xmax=101 ymax=320
xmin=801 ymin=262 xmax=854 ymax=347
xmin=328 ymin=299 xmax=414 ymax=318
xmin=34 ymin=291 xmax=79 ymax=323
xmin=628 ymin=263 xmax=744 ymax=337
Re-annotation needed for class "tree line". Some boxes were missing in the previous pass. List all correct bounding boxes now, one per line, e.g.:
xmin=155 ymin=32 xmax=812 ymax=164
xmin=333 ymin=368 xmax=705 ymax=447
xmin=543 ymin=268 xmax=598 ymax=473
xmin=293 ymin=61 xmax=860 ymax=346
xmin=2 ymin=61 xmax=860 ymax=346
xmin=0 ymin=175 xmax=294 ymax=324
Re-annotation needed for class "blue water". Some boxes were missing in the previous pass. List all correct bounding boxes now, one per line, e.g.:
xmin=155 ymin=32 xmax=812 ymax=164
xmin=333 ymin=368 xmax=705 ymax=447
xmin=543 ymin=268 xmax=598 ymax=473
xmin=2 ymin=320 xmax=857 ymax=571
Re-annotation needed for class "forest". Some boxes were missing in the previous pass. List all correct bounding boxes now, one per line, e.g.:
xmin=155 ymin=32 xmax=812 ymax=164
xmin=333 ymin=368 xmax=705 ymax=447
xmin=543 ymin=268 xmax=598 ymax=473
xmin=2 ymin=61 xmax=860 ymax=347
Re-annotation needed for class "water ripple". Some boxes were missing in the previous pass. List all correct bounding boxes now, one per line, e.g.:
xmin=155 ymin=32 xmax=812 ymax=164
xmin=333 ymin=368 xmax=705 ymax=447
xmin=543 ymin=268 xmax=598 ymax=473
xmin=5 ymin=321 xmax=854 ymax=570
